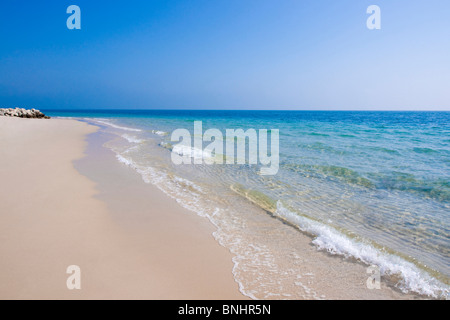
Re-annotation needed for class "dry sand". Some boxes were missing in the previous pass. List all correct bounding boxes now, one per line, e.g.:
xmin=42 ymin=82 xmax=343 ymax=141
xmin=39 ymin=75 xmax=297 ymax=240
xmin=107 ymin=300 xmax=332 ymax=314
xmin=0 ymin=117 xmax=244 ymax=299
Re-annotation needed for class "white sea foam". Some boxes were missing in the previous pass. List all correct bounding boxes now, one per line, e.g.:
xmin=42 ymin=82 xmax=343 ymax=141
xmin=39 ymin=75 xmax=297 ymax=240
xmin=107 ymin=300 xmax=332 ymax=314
xmin=112 ymin=148 xmax=257 ymax=299
xmin=113 ymin=142 xmax=449 ymax=300
xmin=151 ymin=130 xmax=169 ymax=136
xmin=172 ymin=144 xmax=212 ymax=161
xmin=115 ymin=150 xmax=205 ymax=200
xmin=274 ymin=202 xmax=449 ymax=299
xmin=116 ymin=154 xmax=135 ymax=167
xmin=121 ymin=134 xmax=144 ymax=144
xmin=53 ymin=116 xmax=76 ymax=119
xmin=123 ymin=145 xmax=140 ymax=154
xmin=95 ymin=120 xmax=142 ymax=132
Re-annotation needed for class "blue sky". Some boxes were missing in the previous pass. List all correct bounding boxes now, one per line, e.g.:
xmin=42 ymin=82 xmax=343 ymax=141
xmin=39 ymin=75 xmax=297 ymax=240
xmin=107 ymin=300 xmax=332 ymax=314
xmin=0 ymin=0 xmax=449 ymax=110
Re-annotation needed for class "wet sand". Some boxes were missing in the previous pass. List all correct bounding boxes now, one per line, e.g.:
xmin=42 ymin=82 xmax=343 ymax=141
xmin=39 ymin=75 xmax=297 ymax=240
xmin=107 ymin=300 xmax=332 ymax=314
xmin=0 ymin=117 xmax=244 ymax=299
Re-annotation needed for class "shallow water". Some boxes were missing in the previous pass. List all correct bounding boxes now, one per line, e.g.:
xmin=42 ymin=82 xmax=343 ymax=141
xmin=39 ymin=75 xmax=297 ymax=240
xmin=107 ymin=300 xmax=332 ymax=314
xmin=48 ymin=110 xmax=450 ymax=299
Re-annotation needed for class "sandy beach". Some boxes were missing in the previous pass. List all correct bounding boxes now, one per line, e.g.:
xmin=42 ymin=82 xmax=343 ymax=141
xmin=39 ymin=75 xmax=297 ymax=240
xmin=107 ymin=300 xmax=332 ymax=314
xmin=0 ymin=117 xmax=244 ymax=299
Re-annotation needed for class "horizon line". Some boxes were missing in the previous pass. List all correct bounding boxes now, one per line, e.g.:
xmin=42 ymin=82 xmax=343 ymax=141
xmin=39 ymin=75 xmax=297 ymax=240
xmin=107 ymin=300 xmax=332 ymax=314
xmin=40 ymin=108 xmax=450 ymax=112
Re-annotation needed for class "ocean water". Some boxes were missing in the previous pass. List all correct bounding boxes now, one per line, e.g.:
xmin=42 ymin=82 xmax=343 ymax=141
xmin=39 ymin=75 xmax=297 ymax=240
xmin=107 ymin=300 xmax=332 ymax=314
xmin=48 ymin=110 xmax=450 ymax=298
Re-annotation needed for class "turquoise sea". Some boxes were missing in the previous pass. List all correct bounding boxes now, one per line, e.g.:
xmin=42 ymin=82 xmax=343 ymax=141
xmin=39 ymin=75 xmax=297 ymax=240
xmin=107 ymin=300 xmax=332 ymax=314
xmin=47 ymin=110 xmax=450 ymax=298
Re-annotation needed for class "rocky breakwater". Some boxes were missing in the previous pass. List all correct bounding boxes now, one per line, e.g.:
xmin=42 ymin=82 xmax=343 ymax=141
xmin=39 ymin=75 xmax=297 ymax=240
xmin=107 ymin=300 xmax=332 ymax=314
xmin=0 ymin=108 xmax=50 ymax=119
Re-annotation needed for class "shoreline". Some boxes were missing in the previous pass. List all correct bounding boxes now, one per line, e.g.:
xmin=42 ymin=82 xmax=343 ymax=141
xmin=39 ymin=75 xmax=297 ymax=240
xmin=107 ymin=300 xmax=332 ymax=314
xmin=0 ymin=117 xmax=245 ymax=299
xmin=83 ymin=118 xmax=428 ymax=300
xmin=1 ymin=116 xmax=443 ymax=300
xmin=74 ymin=123 xmax=246 ymax=299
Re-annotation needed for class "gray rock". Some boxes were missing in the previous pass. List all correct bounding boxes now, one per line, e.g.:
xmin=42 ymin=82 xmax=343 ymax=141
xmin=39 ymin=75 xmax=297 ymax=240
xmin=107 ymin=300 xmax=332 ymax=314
xmin=0 ymin=108 xmax=51 ymax=119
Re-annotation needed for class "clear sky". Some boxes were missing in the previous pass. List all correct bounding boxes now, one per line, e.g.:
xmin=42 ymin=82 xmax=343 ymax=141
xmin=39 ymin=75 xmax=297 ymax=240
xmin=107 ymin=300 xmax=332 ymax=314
xmin=0 ymin=0 xmax=449 ymax=110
